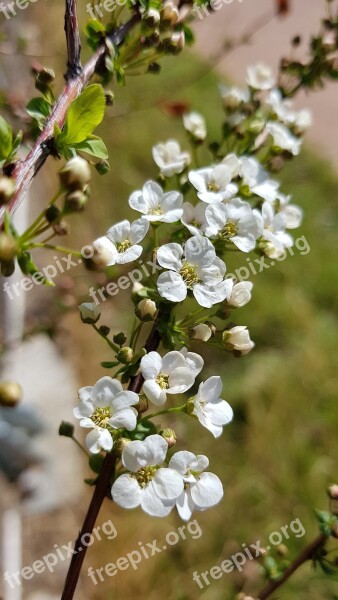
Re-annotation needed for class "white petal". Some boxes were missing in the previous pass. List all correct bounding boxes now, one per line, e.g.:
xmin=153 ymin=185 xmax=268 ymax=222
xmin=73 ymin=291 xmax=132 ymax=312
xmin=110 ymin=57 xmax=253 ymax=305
xmin=157 ymin=271 xmax=187 ymax=302
xmin=157 ymin=243 xmax=183 ymax=271
xmin=109 ymin=407 xmax=137 ymax=431
xmin=78 ymin=386 xmax=93 ymax=404
xmin=140 ymin=482 xmax=174 ymax=517
xmin=140 ymin=352 xmax=162 ymax=380
xmin=181 ymin=350 xmax=204 ymax=376
xmin=193 ymin=282 xmax=229 ymax=308
xmin=176 ymin=490 xmax=194 ymax=521
xmin=111 ymin=474 xmax=141 ymax=508
xmin=111 ymin=390 xmax=139 ymax=412
xmin=129 ymin=218 xmax=149 ymax=244
xmin=161 ymin=351 xmax=186 ymax=374
xmin=107 ymin=220 xmax=130 ymax=243
xmin=93 ymin=377 xmax=123 ymax=407
xmin=168 ymin=367 xmax=195 ymax=394
xmin=153 ymin=468 xmax=184 ymax=500
xmin=143 ymin=380 xmax=167 ymax=406
xmin=190 ymin=472 xmax=224 ymax=509
xmin=115 ymin=245 xmax=143 ymax=264
xmin=86 ymin=428 xmax=113 ymax=453
xmin=161 ymin=191 xmax=183 ymax=213
xmin=169 ymin=450 xmax=197 ymax=474
xmin=204 ymin=399 xmax=233 ymax=426
xmin=199 ymin=376 xmax=223 ymax=402
xmin=93 ymin=237 xmax=118 ymax=266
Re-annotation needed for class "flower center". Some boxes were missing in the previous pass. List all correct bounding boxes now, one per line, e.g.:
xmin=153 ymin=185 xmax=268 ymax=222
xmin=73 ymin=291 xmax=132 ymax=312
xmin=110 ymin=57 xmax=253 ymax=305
xmin=179 ymin=262 xmax=199 ymax=288
xmin=191 ymin=219 xmax=202 ymax=229
xmin=134 ymin=466 xmax=157 ymax=487
xmin=207 ymin=180 xmax=220 ymax=192
xmin=149 ymin=205 xmax=163 ymax=216
xmin=91 ymin=407 xmax=111 ymax=428
xmin=117 ymin=239 xmax=132 ymax=253
xmin=156 ymin=374 xmax=169 ymax=389
xmin=219 ymin=220 xmax=238 ymax=239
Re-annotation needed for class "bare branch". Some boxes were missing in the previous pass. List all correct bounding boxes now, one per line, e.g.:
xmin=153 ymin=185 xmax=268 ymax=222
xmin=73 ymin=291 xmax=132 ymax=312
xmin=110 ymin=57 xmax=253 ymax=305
xmin=257 ymin=533 xmax=327 ymax=599
xmin=64 ymin=0 xmax=82 ymax=81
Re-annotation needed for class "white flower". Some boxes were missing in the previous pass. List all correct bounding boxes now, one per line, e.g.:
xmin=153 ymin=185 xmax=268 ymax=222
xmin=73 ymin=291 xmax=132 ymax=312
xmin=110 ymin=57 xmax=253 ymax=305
xmin=223 ymin=326 xmax=255 ymax=355
xmin=191 ymin=376 xmax=233 ymax=438
xmin=265 ymin=89 xmax=293 ymax=122
xmin=74 ymin=377 xmax=139 ymax=453
xmin=220 ymin=85 xmax=250 ymax=110
xmin=140 ymin=347 xmax=203 ymax=406
xmin=247 ymin=63 xmax=276 ymax=91
xmin=291 ymin=109 xmax=312 ymax=135
xmin=228 ymin=280 xmax=253 ymax=307
xmin=222 ymin=153 xmax=242 ymax=179
xmin=183 ymin=111 xmax=207 ymax=141
xmin=156 ymin=236 xmax=232 ymax=308
xmin=169 ymin=451 xmax=224 ymax=520
xmin=152 ymin=140 xmax=190 ymax=177
xmin=92 ymin=219 xmax=149 ymax=266
xmin=254 ymin=201 xmax=293 ymax=250
xmin=189 ymin=165 xmax=238 ymax=204
xmin=111 ymin=435 xmax=183 ymax=517
xmin=205 ymin=198 xmax=261 ymax=252
xmin=266 ymin=121 xmax=301 ymax=156
xmin=181 ymin=202 xmax=208 ymax=236
xmin=129 ymin=180 xmax=183 ymax=223
xmin=240 ymin=157 xmax=279 ymax=202
xmin=276 ymin=193 xmax=303 ymax=229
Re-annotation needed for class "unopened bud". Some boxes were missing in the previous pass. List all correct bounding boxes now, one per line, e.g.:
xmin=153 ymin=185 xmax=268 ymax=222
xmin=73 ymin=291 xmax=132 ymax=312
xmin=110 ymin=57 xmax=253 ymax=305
xmin=189 ymin=323 xmax=213 ymax=342
xmin=99 ymin=325 xmax=110 ymax=337
xmin=59 ymin=420 xmax=75 ymax=438
xmin=0 ymin=177 xmax=15 ymax=205
xmin=104 ymin=91 xmax=114 ymax=106
xmin=64 ymin=190 xmax=87 ymax=212
xmin=79 ymin=302 xmax=101 ymax=324
xmin=167 ymin=31 xmax=185 ymax=54
xmin=0 ymin=233 xmax=18 ymax=263
xmin=136 ymin=299 xmax=158 ymax=322
xmin=95 ymin=160 xmax=110 ymax=176
xmin=116 ymin=347 xmax=134 ymax=365
xmin=160 ymin=428 xmax=177 ymax=448
xmin=1 ymin=259 xmax=15 ymax=277
xmin=36 ymin=67 xmax=55 ymax=85
xmin=53 ymin=220 xmax=70 ymax=236
xmin=45 ymin=204 xmax=61 ymax=223
xmin=144 ymin=8 xmax=160 ymax=26
xmin=59 ymin=157 xmax=91 ymax=191
xmin=161 ymin=1 xmax=179 ymax=25
xmin=0 ymin=381 xmax=22 ymax=407
xmin=277 ymin=544 xmax=289 ymax=557
xmin=328 ymin=484 xmax=338 ymax=516
xmin=113 ymin=332 xmax=127 ymax=346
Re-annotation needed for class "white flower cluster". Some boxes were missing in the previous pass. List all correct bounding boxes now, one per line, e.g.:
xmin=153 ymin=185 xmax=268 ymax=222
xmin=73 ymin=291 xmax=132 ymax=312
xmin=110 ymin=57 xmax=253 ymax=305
xmin=77 ymin=62 xmax=310 ymax=521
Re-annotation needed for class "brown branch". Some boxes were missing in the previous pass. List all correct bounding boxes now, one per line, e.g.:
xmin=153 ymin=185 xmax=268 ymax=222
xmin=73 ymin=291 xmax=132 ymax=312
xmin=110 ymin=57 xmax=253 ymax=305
xmin=64 ymin=0 xmax=82 ymax=81
xmin=60 ymin=323 xmax=161 ymax=600
xmin=257 ymin=533 xmax=327 ymax=599
xmin=0 ymin=13 xmax=140 ymax=227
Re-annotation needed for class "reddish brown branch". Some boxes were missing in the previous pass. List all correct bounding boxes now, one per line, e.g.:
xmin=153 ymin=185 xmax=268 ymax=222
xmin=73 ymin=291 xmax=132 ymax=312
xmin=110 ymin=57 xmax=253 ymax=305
xmin=65 ymin=0 xmax=82 ymax=80
xmin=257 ymin=533 xmax=327 ymax=599
xmin=0 ymin=14 xmax=140 ymax=227
xmin=60 ymin=323 xmax=161 ymax=600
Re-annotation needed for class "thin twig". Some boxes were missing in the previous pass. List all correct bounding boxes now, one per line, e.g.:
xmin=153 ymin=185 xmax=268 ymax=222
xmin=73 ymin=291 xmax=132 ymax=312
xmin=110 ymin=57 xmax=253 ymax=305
xmin=0 ymin=13 xmax=140 ymax=227
xmin=64 ymin=0 xmax=82 ymax=81
xmin=60 ymin=323 xmax=161 ymax=599
xmin=257 ymin=533 xmax=327 ymax=599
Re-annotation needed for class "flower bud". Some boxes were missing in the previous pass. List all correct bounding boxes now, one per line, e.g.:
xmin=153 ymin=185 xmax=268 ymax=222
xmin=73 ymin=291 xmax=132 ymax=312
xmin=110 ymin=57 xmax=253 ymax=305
xmin=144 ymin=8 xmax=161 ymax=26
xmin=0 ymin=177 xmax=15 ymax=205
xmin=59 ymin=420 xmax=75 ymax=438
xmin=183 ymin=111 xmax=207 ymax=141
xmin=113 ymin=331 xmax=127 ymax=346
xmin=1 ymin=259 xmax=15 ymax=277
xmin=328 ymin=484 xmax=338 ymax=516
xmin=166 ymin=31 xmax=185 ymax=54
xmin=79 ymin=302 xmax=101 ymax=324
xmin=95 ymin=160 xmax=110 ymax=175
xmin=116 ymin=347 xmax=134 ymax=365
xmin=0 ymin=233 xmax=18 ymax=263
xmin=222 ymin=326 xmax=255 ymax=356
xmin=99 ymin=325 xmax=110 ymax=337
xmin=64 ymin=190 xmax=88 ymax=213
xmin=161 ymin=1 xmax=179 ymax=25
xmin=104 ymin=91 xmax=114 ymax=106
xmin=53 ymin=220 xmax=70 ymax=236
xmin=59 ymin=157 xmax=91 ymax=191
xmin=0 ymin=381 xmax=22 ymax=407
xmin=160 ymin=428 xmax=177 ymax=448
xmin=189 ymin=323 xmax=213 ymax=342
xmin=45 ymin=204 xmax=61 ymax=223
xmin=328 ymin=484 xmax=338 ymax=499
xmin=36 ymin=67 xmax=55 ymax=85
xmin=136 ymin=299 xmax=158 ymax=322
xmin=228 ymin=281 xmax=253 ymax=308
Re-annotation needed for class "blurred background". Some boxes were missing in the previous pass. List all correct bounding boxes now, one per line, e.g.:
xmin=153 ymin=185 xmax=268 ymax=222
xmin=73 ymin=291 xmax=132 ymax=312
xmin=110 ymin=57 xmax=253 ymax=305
xmin=0 ymin=0 xmax=337 ymax=598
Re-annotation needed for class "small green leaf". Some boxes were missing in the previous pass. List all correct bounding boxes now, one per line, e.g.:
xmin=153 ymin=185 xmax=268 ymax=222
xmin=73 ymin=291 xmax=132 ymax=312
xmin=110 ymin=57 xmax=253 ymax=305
xmin=101 ymin=361 xmax=119 ymax=368
xmin=89 ymin=453 xmax=105 ymax=474
xmin=60 ymin=84 xmax=106 ymax=145
xmin=72 ymin=135 xmax=108 ymax=159
xmin=0 ymin=116 xmax=13 ymax=160
xmin=26 ymin=97 xmax=51 ymax=130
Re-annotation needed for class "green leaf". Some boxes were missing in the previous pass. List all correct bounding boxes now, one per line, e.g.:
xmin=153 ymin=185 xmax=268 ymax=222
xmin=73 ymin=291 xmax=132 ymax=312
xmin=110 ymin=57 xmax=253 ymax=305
xmin=60 ymin=84 xmax=106 ymax=145
xmin=0 ymin=116 xmax=13 ymax=160
xmin=17 ymin=251 xmax=54 ymax=286
xmin=89 ymin=453 xmax=105 ymax=474
xmin=101 ymin=361 xmax=119 ymax=368
xmin=26 ymin=97 xmax=51 ymax=130
xmin=72 ymin=135 xmax=108 ymax=159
